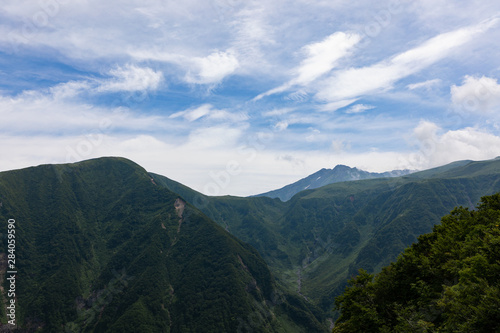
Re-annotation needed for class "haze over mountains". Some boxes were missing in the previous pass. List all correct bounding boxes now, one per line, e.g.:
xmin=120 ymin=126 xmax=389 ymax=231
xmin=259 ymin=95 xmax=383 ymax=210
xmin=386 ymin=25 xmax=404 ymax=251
xmin=1 ymin=156 xmax=499 ymax=332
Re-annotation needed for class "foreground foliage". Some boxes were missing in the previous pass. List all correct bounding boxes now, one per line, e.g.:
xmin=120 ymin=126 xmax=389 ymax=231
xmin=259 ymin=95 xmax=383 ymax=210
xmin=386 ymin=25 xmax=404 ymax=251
xmin=333 ymin=193 xmax=500 ymax=332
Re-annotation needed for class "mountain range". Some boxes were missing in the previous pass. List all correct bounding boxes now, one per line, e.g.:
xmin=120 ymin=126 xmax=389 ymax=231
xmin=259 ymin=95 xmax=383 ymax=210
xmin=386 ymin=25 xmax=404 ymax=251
xmin=1 ymin=156 xmax=500 ymax=332
xmin=150 ymin=157 xmax=500 ymax=315
xmin=254 ymin=165 xmax=413 ymax=201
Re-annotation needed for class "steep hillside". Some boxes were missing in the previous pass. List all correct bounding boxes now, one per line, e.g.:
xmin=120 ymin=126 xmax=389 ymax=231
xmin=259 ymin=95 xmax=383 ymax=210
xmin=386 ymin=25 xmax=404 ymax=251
xmin=254 ymin=165 xmax=412 ymax=202
xmin=0 ymin=157 xmax=327 ymax=333
xmin=152 ymin=158 xmax=500 ymax=315
xmin=333 ymin=193 xmax=500 ymax=332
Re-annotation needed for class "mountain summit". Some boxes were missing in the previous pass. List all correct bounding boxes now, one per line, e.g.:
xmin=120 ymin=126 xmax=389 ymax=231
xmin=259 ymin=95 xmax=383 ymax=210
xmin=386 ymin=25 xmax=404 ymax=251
xmin=0 ymin=157 xmax=326 ymax=332
xmin=255 ymin=165 xmax=412 ymax=201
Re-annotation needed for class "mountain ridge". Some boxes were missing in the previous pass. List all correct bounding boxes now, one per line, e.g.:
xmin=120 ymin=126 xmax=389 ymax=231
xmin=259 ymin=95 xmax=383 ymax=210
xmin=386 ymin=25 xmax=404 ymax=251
xmin=254 ymin=164 xmax=413 ymax=201
xmin=1 ymin=156 xmax=499 ymax=330
xmin=151 ymin=157 xmax=500 ymax=316
xmin=0 ymin=157 xmax=327 ymax=332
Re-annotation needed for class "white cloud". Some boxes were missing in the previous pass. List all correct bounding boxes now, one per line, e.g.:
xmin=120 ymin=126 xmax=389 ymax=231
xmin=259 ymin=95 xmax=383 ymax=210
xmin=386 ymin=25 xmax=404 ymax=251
xmin=170 ymin=104 xmax=212 ymax=122
xmin=261 ymin=107 xmax=296 ymax=117
xmin=407 ymin=79 xmax=442 ymax=90
xmin=331 ymin=139 xmax=351 ymax=153
xmin=451 ymin=75 xmax=500 ymax=114
xmin=284 ymin=90 xmax=309 ymax=102
xmin=185 ymin=50 xmax=240 ymax=84
xmin=49 ymin=81 xmax=92 ymax=100
xmin=254 ymin=31 xmax=361 ymax=100
xmin=345 ymin=104 xmax=375 ymax=114
xmin=294 ymin=32 xmax=361 ymax=86
xmin=0 ymin=86 xmax=165 ymax=135
xmin=2 ymin=0 xmax=500 ymax=198
xmin=3 ymin=119 xmax=500 ymax=197
xmin=317 ymin=99 xmax=358 ymax=112
xmin=170 ymin=104 xmax=248 ymax=123
xmin=132 ymin=49 xmax=239 ymax=84
xmin=97 ymin=65 xmax=163 ymax=92
xmin=208 ymin=109 xmax=249 ymax=122
xmin=28 ymin=66 xmax=163 ymax=101
xmin=402 ymin=120 xmax=500 ymax=170
xmin=274 ymin=121 xmax=289 ymax=131
xmin=316 ymin=17 xmax=499 ymax=103
xmin=230 ymin=5 xmax=276 ymax=71
xmin=414 ymin=120 xmax=440 ymax=143
xmin=305 ymin=128 xmax=321 ymax=142
xmin=187 ymin=126 xmax=245 ymax=149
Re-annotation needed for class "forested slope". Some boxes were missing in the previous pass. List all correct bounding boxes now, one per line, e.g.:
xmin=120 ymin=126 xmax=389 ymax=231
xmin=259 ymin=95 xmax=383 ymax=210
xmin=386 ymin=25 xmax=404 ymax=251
xmin=152 ymin=158 xmax=500 ymax=314
xmin=0 ymin=157 xmax=327 ymax=332
xmin=333 ymin=193 xmax=500 ymax=332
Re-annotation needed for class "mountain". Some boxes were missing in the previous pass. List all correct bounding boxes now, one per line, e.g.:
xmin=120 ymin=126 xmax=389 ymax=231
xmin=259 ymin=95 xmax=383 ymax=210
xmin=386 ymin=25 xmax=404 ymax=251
xmin=333 ymin=193 xmax=500 ymax=332
xmin=2 ymin=156 xmax=499 ymax=331
xmin=254 ymin=165 xmax=412 ymax=202
xmin=151 ymin=157 xmax=500 ymax=317
xmin=0 ymin=157 xmax=327 ymax=332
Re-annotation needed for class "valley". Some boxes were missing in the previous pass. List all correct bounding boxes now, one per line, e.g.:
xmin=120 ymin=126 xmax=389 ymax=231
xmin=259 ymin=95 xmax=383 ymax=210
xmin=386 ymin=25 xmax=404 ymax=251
xmin=152 ymin=157 xmax=500 ymax=314
xmin=0 ymin=156 xmax=499 ymax=331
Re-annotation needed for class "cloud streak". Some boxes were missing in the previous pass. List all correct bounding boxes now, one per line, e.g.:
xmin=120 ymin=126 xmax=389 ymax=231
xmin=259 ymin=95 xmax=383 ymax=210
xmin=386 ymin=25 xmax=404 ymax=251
xmin=131 ymin=49 xmax=239 ymax=84
xmin=315 ymin=17 xmax=499 ymax=103
xmin=170 ymin=104 xmax=248 ymax=123
xmin=254 ymin=32 xmax=361 ymax=100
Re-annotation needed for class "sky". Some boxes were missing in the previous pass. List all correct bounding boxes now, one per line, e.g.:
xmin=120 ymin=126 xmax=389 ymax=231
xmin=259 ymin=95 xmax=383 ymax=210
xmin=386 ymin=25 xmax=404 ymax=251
xmin=1 ymin=0 xmax=500 ymax=196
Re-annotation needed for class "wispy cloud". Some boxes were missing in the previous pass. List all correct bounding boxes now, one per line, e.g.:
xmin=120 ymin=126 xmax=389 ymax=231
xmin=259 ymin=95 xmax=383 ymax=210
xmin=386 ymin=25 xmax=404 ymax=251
xmin=315 ymin=17 xmax=499 ymax=103
xmin=345 ymin=104 xmax=375 ymax=114
xmin=97 ymin=65 xmax=163 ymax=92
xmin=274 ymin=121 xmax=289 ymax=131
xmin=26 ymin=65 xmax=164 ymax=101
xmin=254 ymin=32 xmax=361 ymax=100
xmin=0 ymin=87 xmax=164 ymax=135
xmin=407 ymin=79 xmax=442 ymax=90
xmin=170 ymin=104 xmax=248 ymax=122
xmin=261 ymin=107 xmax=296 ymax=117
xmin=131 ymin=49 xmax=239 ymax=84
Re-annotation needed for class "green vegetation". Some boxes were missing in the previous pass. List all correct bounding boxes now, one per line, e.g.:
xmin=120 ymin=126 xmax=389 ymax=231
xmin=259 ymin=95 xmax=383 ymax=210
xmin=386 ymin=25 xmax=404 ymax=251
xmin=0 ymin=157 xmax=326 ymax=332
xmin=152 ymin=158 xmax=500 ymax=316
xmin=333 ymin=193 xmax=500 ymax=332
xmin=1 ymin=156 xmax=499 ymax=331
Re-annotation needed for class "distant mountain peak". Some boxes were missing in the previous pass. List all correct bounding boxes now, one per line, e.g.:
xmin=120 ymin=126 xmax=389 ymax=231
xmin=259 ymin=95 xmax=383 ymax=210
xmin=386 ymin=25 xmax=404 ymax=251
xmin=332 ymin=164 xmax=356 ymax=172
xmin=255 ymin=164 xmax=413 ymax=201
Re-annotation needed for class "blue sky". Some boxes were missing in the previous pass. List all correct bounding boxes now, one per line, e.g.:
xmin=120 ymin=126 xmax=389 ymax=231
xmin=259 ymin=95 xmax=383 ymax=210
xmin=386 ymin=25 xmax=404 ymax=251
xmin=1 ymin=0 xmax=500 ymax=196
